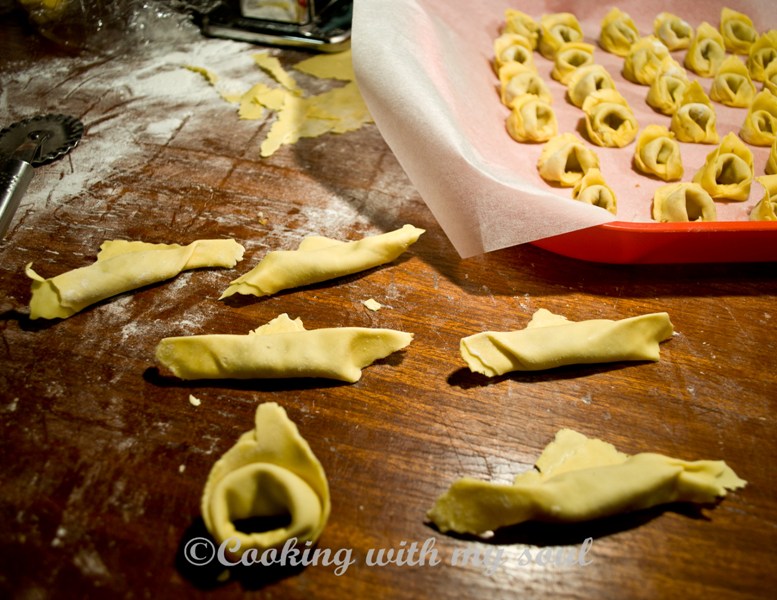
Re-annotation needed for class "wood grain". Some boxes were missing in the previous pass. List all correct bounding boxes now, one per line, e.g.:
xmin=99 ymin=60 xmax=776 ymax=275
xmin=1 ymin=7 xmax=776 ymax=599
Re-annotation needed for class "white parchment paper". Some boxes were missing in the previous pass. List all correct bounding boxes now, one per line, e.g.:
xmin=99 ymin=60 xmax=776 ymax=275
xmin=352 ymin=0 xmax=776 ymax=257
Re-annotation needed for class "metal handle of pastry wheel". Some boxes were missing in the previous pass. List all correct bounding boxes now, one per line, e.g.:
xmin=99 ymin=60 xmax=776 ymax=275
xmin=0 ymin=114 xmax=84 ymax=238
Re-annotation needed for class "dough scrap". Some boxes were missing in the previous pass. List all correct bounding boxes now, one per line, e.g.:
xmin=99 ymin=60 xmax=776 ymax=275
xmin=201 ymin=402 xmax=330 ymax=556
xmin=633 ymin=124 xmax=684 ymax=182
xmin=155 ymin=313 xmax=413 ymax=383
xmin=26 ymin=239 xmax=245 ymax=320
xmin=460 ymin=308 xmax=673 ymax=377
xmin=692 ymin=132 xmax=753 ymax=201
xmin=427 ymin=428 xmax=746 ymax=536
xmin=652 ymin=182 xmax=717 ymax=222
xmin=221 ymin=224 xmax=423 ymax=299
xmin=653 ymin=12 xmax=693 ymax=51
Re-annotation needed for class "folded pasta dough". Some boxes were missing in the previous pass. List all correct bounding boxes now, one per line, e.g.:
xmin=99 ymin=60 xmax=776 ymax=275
xmin=720 ymin=7 xmax=757 ymax=55
xmin=460 ymin=308 xmax=672 ymax=376
xmin=493 ymin=33 xmax=535 ymax=72
xmin=647 ymin=61 xmax=689 ymax=115
xmin=693 ymin=132 xmax=754 ymax=201
xmin=571 ymin=168 xmax=616 ymax=214
xmin=684 ymin=22 xmax=726 ymax=78
xmin=155 ymin=313 xmax=413 ymax=383
xmin=767 ymin=138 xmax=777 ymax=175
xmin=503 ymin=9 xmax=539 ymax=50
xmin=633 ymin=125 xmax=683 ymax=182
xmin=653 ymin=12 xmax=693 ymax=51
xmin=551 ymin=42 xmax=594 ymax=84
xmin=746 ymin=30 xmax=777 ymax=83
xmin=506 ymin=95 xmax=557 ymax=143
xmin=538 ymin=12 xmax=583 ymax=60
xmin=750 ymin=174 xmax=777 ymax=221
xmin=201 ymin=402 xmax=330 ymax=556
xmin=427 ymin=428 xmax=746 ymax=535
xmin=764 ymin=60 xmax=777 ymax=96
xmin=221 ymin=224 xmax=424 ymax=299
xmin=566 ymin=64 xmax=617 ymax=108
xmin=670 ymin=81 xmax=719 ymax=144
xmin=652 ymin=182 xmax=717 ymax=222
xmin=582 ymin=89 xmax=639 ymax=148
xmin=710 ymin=56 xmax=756 ymax=108
xmin=25 ymin=239 xmax=245 ymax=320
xmin=740 ymin=90 xmax=777 ymax=146
xmin=537 ymin=133 xmax=600 ymax=187
xmin=598 ymin=8 xmax=639 ymax=57
xmin=623 ymin=36 xmax=671 ymax=85
xmin=499 ymin=62 xmax=552 ymax=107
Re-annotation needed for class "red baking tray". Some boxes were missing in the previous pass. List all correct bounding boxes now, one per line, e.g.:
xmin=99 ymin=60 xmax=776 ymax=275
xmin=532 ymin=221 xmax=777 ymax=264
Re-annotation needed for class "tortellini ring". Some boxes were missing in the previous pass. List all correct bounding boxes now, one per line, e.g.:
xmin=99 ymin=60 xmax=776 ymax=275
xmin=670 ymin=81 xmax=719 ymax=144
xmin=537 ymin=132 xmax=600 ymax=187
xmin=572 ymin=168 xmax=617 ymax=214
xmin=740 ymin=90 xmax=777 ymax=146
xmin=646 ymin=62 xmax=689 ymax=115
xmin=633 ymin=124 xmax=683 ymax=182
xmin=582 ymin=89 xmax=639 ymax=148
xmin=652 ymin=182 xmax=717 ymax=222
xmin=506 ymin=95 xmax=557 ymax=143
xmin=538 ymin=12 xmax=583 ymax=59
xmin=493 ymin=33 xmax=535 ymax=71
xmin=566 ymin=64 xmax=617 ymax=108
xmin=746 ymin=31 xmax=777 ymax=83
xmin=693 ymin=132 xmax=754 ymax=201
xmin=720 ymin=7 xmax=757 ymax=55
xmin=599 ymin=7 xmax=639 ymax=57
xmin=750 ymin=174 xmax=777 ymax=221
xmin=551 ymin=42 xmax=595 ymax=84
xmin=498 ymin=62 xmax=552 ymax=107
xmin=684 ymin=22 xmax=726 ymax=78
xmin=653 ymin=12 xmax=693 ymax=51
xmin=710 ymin=56 xmax=756 ymax=108
xmin=623 ymin=36 xmax=671 ymax=85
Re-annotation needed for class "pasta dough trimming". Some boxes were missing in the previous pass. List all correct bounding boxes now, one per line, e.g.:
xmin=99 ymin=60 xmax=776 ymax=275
xmin=201 ymin=402 xmax=330 ymax=557
xmin=693 ymin=132 xmax=754 ymax=201
xmin=427 ymin=428 xmax=745 ymax=536
xmin=459 ymin=308 xmax=672 ymax=376
xmin=537 ymin=133 xmax=600 ymax=187
xmin=633 ymin=124 xmax=684 ymax=182
xmin=155 ymin=313 xmax=413 ymax=383
xmin=26 ymin=239 xmax=245 ymax=320
xmin=652 ymin=182 xmax=717 ymax=222
xmin=221 ymin=224 xmax=424 ymax=299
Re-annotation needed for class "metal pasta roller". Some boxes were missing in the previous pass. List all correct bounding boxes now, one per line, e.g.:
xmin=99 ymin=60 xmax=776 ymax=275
xmin=201 ymin=0 xmax=352 ymax=52
xmin=0 ymin=114 xmax=84 ymax=239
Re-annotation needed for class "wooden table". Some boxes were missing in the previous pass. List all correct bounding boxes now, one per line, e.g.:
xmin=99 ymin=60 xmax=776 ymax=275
xmin=1 ymin=5 xmax=775 ymax=599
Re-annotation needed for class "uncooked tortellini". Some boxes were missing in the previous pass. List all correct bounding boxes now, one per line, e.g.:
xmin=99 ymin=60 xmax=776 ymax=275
xmin=506 ymin=95 xmax=557 ymax=143
xmin=599 ymin=8 xmax=639 ymax=57
xmin=720 ymin=7 xmax=757 ymax=55
xmin=653 ymin=12 xmax=693 ymax=51
xmin=538 ymin=12 xmax=583 ymax=59
xmin=503 ymin=9 xmax=539 ymax=50
xmin=652 ymin=182 xmax=717 ymax=222
xmin=633 ymin=125 xmax=683 ymax=182
xmin=572 ymin=168 xmax=617 ymax=214
xmin=499 ymin=62 xmax=552 ymax=107
xmin=746 ymin=30 xmax=777 ymax=83
xmin=551 ymin=42 xmax=595 ymax=84
xmin=685 ymin=22 xmax=726 ymax=78
xmin=767 ymin=138 xmax=777 ymax=175
xmin=750 ymin=174 xmax=777 ymax=221
xmin=670 ymin=80 xmax=719 ymax=144
xmin=764 ymin=60 xmax=777 ymax=96
xmin=693 ymin=132 xmax=754 ymax=201
xmin=623 ymin=36 xmax=671 ymax=85
xmin=537 ymin=132 xmax=600 ymax=187
xmin=566 ymin=64 xmax=617 ymax=108
xmin=582 ymin=89 xmax=639 ymax=148
xmin=740 ymin=90 xmax=777 ymax=146
xmin=493 ymin=33 xmax=535 ymax=71
xmin=710 ymin=55 xmax=756 ymax=108
xmin=646 ymin=61 xmax=689 ymax=115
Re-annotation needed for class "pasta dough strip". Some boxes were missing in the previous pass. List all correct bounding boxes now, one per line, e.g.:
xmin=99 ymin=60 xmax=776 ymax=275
xmin=155 ymin=313 xmax=413 ymax=383
xmin=221 ymin=224 xmax=424 ymax=299
xmin=26 ymin=239 xmax=245 ymax=320
xmin=201 ymin=402 xmax=330 ymax=556
xmin=460 ymin=308 xmax=673 ymax=376
xmin=427 ymin=428 xmax=746 ymax=536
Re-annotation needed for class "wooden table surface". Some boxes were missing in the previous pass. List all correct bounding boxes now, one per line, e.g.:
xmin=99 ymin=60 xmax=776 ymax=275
xmin=1 ymin=5 xmax=776 ymax=599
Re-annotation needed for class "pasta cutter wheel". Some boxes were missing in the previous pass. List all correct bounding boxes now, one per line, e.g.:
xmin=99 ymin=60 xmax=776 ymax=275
xmin=0 ymin=114 xmax=84 ymax=238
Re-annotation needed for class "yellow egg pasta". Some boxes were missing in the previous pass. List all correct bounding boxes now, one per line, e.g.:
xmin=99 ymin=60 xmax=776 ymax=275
xmin=710 ymin=55 xmax=757 ymax=108
xmin=506 ymin=95 xmax=557 ymax=143
xmin=740 ymin=89 xmax=777 ymax=146
xmin=747 ymin=30 xmax=777 ymax=83
xmin=693 ymin=132 xmax=754 ymax=201
xmin=503 ymin=9 xmax=539 ymax=49
xmin=566 ymin=63 xmax=617 ymax=108
xmin=633 ymin=124 xmax=683 ymax=181
xmin=652 ymin=182 xmax=717 ymax=222
xmin=571 ymin=168 xmax=617 ymax=214
xmin=538 ymin=12 xmax=584 ymax=59
xmin=750 ymin=174 xmax=777 ymax=220
xmin=654 ymin=12 xmax=693 ymax=51
xmin=537 ymin=132 xmax=600 ymax=187
xmin=551 ymin=42 xmax=595 ymax=84
xmin=647 ymin=60 xmax=689 ymax=115
xmin=685 ymin=22 xmax=726 ymax=78
xmin=623 ymin=36 xmax=672 ymax=85
xmin=670 ymin=80 xmax=719 ymax=144
xmin=599 ymin=8 xmax=640 ymax=57
xmin=582 ymin=89 xmax=639 ymax=148
xmin=720 ymin=7 xmax=757 ymax=55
